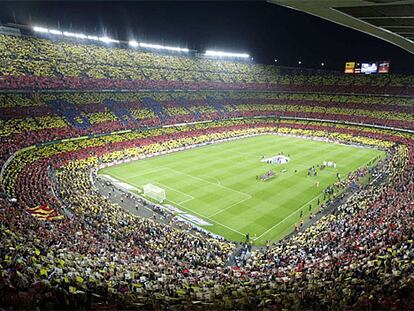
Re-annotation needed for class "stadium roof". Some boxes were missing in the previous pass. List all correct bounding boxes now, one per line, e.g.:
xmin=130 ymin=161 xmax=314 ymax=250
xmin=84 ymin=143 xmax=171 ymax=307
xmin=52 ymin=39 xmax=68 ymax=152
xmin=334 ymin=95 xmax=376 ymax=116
xmin=269 ymin=0 xmax=414 ymax=55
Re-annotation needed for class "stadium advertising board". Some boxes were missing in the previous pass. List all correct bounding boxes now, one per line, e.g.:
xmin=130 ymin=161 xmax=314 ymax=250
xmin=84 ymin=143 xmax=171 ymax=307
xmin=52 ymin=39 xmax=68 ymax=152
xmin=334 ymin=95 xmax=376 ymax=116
xmin=344 ymin=61 xmax=390 ymax=74
xmin=361 ymin=63 xmax=378 ymax=74
xmin=378 ymin=61 xmax=391 ymax=73
xmin=344 ymin=62 xmax=355 ymax=73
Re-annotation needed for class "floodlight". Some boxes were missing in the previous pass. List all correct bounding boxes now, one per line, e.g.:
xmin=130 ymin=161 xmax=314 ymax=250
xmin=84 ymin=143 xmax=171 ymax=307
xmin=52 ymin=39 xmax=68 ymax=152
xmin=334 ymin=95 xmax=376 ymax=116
xmin=129 ymin=40 xmax=139 ymax=47
xmin=48 ymin=29 xmax=63 ymax=35
xmin=63 ymin=32 xmax=86 ymax=39
xmin=167 ymin=46 xmax=189 ymax=52
xmin=138 ymin=42 xmax=189 ymax=52
xmin=205 ymin=50 xmax=249 ymax=58
xmin=99 ymin=36 xmax=110 ymax=43
xmin=75 ymin=33 xmax=87 ymax=39
xmin=87 ymin=35 xmax=99 ymax=41
xmin=139 ymin=43 xmax=161 ymax=49
xmin=99 ymin=36 xmax=119 ymax=43
xmin=33 ymin=26 xmax=49 ymax=33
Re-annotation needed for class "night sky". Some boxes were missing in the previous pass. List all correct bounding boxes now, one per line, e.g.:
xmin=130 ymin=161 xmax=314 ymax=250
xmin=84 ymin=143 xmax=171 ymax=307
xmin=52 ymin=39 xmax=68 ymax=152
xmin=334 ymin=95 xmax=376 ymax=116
xmin=1 ymin=1 xmax=413 ymax=74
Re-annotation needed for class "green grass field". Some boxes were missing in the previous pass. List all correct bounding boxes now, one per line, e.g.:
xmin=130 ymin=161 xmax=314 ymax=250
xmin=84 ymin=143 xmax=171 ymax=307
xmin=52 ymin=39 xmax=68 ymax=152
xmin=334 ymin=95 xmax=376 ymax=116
xmin=99 ymin=135 xmax=385 ymax=245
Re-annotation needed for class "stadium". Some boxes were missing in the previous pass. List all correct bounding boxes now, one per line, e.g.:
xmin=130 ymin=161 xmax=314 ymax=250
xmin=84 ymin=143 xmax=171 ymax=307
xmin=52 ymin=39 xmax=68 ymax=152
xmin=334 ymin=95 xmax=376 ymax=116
xmin=0 ymin=1 xmax=413 ymax=309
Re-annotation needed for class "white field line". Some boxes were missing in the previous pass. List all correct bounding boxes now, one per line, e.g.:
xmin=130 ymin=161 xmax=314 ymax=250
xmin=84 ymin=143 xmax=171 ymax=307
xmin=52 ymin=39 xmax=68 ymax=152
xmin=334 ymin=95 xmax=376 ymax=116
xmin=164 ymin=198 xmax=246 ymax=237
xmin=207 ymin=195 xmax=252 ymax=218
xmin=254 ymin=153 xmax=382 ymax=241
xmin=176 ymin=197 xmax=194 ymax=205
xmin=101 ymin=135 xmax=383 ymax=242
xmin=162 ymin=167 xmax=252 ymax=200
xmin=103 ymin=173 xmax=243 ymax=237
xmin=114 ymin=172 xmax=195 ymax=203
xmin=143 ymin=182 xmax=194 ymax=203
xmin=199 ymin=175 xmax=222 ymax=186
xmin=122 ymin=167 xmax=165 ymax=179
xmin=254 ymin=194 xmax=322 ymax=241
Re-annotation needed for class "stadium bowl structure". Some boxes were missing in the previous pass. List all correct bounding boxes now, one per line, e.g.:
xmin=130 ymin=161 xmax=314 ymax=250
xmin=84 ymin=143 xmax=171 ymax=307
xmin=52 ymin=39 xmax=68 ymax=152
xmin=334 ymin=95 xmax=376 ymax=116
xmin=0 ymin=32 xmax=413 ymax=309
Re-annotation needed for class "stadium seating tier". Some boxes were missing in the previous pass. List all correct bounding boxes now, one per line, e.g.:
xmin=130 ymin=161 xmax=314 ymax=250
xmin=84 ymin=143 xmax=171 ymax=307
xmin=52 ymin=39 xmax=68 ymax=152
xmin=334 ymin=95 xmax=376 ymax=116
xmin=0 ymin=32 xmax=413 ymax=309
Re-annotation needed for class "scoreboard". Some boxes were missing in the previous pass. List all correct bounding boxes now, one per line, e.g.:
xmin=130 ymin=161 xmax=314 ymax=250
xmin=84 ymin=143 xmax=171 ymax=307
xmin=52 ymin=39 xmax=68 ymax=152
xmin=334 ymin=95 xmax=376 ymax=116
xmin=344 ymin=61 xmax=390 ymax=74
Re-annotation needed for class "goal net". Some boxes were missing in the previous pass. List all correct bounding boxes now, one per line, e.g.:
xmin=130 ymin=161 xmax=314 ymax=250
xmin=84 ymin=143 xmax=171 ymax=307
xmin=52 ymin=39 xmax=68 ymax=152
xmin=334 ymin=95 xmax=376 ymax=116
xmin=143 ymin=184 xmax=166 ymax=203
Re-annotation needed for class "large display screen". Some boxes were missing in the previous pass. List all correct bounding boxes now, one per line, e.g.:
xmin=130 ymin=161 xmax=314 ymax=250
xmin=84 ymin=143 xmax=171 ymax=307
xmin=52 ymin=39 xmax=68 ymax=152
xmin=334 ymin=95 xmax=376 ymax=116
xmin=344 ymin=61 xmax=390 ymax=74
xmin=378 ymin=61 xmax=391 ymax=73
xmin=344 ymin=62 xmax=356 ymax=74
xmin=361 ymin=63 xmax=378 ymax=74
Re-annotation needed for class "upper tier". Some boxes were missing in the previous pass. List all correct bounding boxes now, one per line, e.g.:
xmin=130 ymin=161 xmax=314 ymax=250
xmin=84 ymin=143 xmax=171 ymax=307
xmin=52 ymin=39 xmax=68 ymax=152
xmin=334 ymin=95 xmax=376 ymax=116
xmin=0 ymin=90 xmax=412 ymax=167
xmin=1 ymin=34 xmax=413 ymax=95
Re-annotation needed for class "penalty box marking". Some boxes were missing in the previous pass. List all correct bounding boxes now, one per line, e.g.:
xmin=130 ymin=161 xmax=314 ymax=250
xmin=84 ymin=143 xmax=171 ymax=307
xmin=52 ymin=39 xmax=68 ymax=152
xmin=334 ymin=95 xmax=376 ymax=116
xmin=162 ymin=167 xmax=252 ymax=200
xmin=103 ymin=136 xmax=382 ymax=241
xmin=101 ymin=173 xmax=242 ymax=235
xmin=164 ymin=198 xmax=246 ymax=238
xmin=121 ymin=168 xmax=195 ymax=205
xmin=254 ymin=191 xmax=324 ymax=241
xmin=129 ymin=166 xmax=252 ymax=235
xmin=161 ymin=166 xmax=253 ymax=218
xmin=207 ymin=196 xmax=252 ymax=218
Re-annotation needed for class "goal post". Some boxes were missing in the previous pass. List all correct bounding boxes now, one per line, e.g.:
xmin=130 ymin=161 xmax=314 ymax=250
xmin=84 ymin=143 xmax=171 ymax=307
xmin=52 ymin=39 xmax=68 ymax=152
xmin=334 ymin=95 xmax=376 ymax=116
xmin=143 ymin=184 xmax=166 ymax=203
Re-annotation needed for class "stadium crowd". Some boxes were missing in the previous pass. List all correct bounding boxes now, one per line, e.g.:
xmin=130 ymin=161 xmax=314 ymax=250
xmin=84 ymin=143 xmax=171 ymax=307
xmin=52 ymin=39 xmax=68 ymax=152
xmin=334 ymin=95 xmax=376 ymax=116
xmin=0 ymin=31 xmax=414 ymax=309
xmin=1 ymin=34 xmax=414 ymax=94
xmin=1 ymin=90 xmax=413 ymax=167
xmin=1 ymin=118 xmax=413 ymax=309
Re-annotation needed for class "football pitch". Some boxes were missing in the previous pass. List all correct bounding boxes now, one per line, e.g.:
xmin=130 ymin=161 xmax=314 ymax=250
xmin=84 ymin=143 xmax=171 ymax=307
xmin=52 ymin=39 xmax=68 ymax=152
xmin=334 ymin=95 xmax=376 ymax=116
xmin=99 ymin=135 xmax=385 ymax=245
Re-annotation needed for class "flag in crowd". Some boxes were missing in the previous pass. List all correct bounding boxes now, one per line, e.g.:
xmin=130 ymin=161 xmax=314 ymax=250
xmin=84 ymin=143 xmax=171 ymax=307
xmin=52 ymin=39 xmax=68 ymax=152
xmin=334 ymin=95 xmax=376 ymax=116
xmin=26 ymin=203 xmax=64 ymax=221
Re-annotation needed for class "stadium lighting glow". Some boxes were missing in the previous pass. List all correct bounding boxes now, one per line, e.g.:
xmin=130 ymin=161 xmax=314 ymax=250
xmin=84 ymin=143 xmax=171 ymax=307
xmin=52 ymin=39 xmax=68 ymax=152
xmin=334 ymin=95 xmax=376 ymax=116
xmin=205 ymin=50 xmax=250 ymax=58
xmin=87 ymin=35 xmax=99 ymax=41
xmin=298 ymin=60 xmax=302 ymax=65
xmin=32 ymin=25 xmax=120 ymax=44
xmin=138 ymin=42 xmax=189 ymax=52
xmin=321 ymin=62 xmax=325 ymax=66
xmin=48 ymin=29 xmax=63 ymax=35
xmin=99 ymin=36 xmax=119 ymax=44
xmin=33 ymin=26 xmax=49 ymax=33
xmin=31 ymin=24 xmax=189 ymax=51
xmin=129 ymin=40 xmax=139 ymax=47
xmin=63 ymin=31 xmax=87 ymax=39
